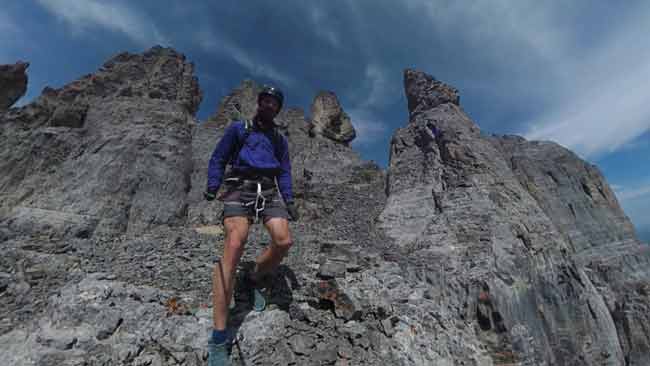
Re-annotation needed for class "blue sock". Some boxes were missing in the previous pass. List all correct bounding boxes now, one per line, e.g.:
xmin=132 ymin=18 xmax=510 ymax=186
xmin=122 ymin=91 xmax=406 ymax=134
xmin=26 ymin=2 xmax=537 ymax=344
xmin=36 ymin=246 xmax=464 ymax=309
xmin=211 ymin=328 xmax=228 ymax=345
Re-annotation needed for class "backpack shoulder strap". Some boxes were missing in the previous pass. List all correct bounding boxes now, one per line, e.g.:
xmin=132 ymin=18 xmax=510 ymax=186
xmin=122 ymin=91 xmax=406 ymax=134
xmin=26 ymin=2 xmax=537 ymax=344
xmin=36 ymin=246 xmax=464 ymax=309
xmin=240 ymin=119 xmax=253 ymax=144
xmin=243 ymin=119 xmax=253 ymax=139
xmin=272 ymin=128 xmax=285 ymax=161
xmin=229 ymin=120 xmax=252 ymax=165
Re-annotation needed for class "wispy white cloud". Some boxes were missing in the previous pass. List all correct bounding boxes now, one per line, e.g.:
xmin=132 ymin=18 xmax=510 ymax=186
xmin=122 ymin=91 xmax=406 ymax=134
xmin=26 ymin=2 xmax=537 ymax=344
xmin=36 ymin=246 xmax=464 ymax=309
xmin=524 ymin=51 xmax=650 ymax=157
xmin=309 ymin=6 xmax=341 ymax=48
xmin=344 ymin=64 xmax=395 ymax=146
xmin=360 ymin=64 xmax=390 ymax=108
xmin=0 ymin=10 xmax=17 ymax=34
xmin=0 ymin=10 xmax=18 ymax=62
xmin=626 ymin=201 xmax=650 ymax=240
xmin=616 ymin=183 xmax=650 ymax=202
xmin=614 ymin=180 xmax=650 ymax=237
xmin=194 ymin=29 xmax=296 ymax=87
xmin=404 ymin=1 xmax=571 ymax=65
xmin=518 ymin=4 xmax=650 ymax=157
xmin=348 ymin=108 xmax=389 ymax=146
xmin=401 ymin=1 xmax=650 ymax=158
xmin=611 ymin=184 xmax=623 ymax=192
xmin=36 ymin=0 xmax=168 ymax=46
xmin=615 ymin=133 xmax=650 ymax=152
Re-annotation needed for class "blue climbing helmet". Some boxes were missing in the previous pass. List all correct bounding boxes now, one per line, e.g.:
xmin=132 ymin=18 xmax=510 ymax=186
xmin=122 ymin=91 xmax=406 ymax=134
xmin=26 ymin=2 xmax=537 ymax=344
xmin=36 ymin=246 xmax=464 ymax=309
xmin=258 ymin=85 xmax=284 ymax=110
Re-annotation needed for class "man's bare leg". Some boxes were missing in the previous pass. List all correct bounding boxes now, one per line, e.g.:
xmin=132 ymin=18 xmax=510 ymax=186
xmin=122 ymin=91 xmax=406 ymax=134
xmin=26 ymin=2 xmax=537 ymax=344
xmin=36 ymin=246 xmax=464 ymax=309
xmin=253 ymin=217 xmax=293 ymax=280
xmin=213 ymin=216 xmax=249 ymax=330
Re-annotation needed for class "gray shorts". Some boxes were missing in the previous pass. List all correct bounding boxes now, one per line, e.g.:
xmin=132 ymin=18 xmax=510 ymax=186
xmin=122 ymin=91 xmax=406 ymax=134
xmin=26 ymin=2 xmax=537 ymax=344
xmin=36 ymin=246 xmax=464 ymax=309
xmin=220 ymin=188 xmax=288 ymax=223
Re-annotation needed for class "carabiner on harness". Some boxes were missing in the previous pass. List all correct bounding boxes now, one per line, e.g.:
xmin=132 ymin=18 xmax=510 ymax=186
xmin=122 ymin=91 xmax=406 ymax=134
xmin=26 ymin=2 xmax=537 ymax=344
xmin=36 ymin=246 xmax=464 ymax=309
xmin=243 ymin=182 xmax=266 ymax=223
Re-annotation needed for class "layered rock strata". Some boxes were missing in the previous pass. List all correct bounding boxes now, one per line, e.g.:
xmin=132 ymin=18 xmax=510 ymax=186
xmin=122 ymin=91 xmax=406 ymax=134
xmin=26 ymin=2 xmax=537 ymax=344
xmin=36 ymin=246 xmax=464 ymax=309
xmin=376 ymin=69 xmax=649 ymax=365
xmin=0 ymin=46 xmax=201 ymax=239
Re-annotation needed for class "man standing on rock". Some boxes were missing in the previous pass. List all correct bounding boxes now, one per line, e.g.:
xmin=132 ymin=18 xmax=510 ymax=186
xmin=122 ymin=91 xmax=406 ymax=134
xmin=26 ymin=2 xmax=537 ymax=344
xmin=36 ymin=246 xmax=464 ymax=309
xmin=204 ymin=86 xmax=298 ymax=365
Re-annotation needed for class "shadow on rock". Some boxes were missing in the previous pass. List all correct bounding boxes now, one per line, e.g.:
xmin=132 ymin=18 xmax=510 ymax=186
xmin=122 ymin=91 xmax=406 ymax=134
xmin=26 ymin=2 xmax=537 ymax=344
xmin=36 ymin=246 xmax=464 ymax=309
xmin=228 ymin=260 xmax=299 ymax=336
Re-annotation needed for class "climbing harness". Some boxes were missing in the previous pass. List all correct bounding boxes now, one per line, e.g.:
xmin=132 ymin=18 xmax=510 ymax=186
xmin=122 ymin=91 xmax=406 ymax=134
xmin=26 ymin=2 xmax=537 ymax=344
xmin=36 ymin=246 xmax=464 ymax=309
xmin=223 ymin=177 xmax=278 ymax=224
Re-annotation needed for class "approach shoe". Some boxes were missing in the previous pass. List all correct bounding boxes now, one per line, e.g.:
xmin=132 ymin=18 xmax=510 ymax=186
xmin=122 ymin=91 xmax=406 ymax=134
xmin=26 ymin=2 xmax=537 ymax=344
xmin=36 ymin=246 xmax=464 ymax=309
xmin=253 ymin=286 xmax=266 ymax=312
xmin=207 ymin=338 xmax=230 ymax=366
xmin=244 ymin=271 xmax=267 ymax=312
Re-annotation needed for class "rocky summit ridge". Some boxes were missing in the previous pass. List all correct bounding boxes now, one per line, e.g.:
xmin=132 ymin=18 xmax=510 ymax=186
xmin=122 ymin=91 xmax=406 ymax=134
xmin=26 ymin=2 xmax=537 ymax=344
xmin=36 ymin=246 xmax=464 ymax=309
xmin=1 ymin=47 xmax=649 ymax=366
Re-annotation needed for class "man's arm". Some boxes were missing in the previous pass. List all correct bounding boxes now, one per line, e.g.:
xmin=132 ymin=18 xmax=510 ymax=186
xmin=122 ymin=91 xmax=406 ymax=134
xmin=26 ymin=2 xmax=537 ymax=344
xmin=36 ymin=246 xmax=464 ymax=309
xmin=276 ymin=136 xmax=293 ymax=203
xmin=207 ymin=122 xmax=240 ymax=193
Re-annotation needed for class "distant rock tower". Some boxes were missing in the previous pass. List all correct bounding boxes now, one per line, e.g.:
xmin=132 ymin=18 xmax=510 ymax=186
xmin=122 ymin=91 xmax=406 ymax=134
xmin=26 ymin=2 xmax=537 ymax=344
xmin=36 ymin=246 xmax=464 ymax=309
xmin=204 ymin=80 xmax=261 ymax=129
xmin=309 ymin=91 xmax=356 ymax=144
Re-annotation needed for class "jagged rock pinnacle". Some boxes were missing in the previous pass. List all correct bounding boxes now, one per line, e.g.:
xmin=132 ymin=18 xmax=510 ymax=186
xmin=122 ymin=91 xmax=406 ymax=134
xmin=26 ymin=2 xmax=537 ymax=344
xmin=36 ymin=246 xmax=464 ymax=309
xmin=404 ymin=68 xmax=459 ymax=117
xmin=204 ymin=79 xmax=261 ymax=129
xmin=309 ymin=91 xmax=356 ymax=144
xmin=0 ymin=61 xmax=29 ymax=111
xmin=1 ymin=46 xmax=200 ymax=239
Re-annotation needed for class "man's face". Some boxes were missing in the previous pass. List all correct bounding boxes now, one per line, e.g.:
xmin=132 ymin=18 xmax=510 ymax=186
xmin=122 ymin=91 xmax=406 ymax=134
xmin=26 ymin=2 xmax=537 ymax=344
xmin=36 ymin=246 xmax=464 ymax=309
xmin=258 ymin=95 xmax=281 ymax=121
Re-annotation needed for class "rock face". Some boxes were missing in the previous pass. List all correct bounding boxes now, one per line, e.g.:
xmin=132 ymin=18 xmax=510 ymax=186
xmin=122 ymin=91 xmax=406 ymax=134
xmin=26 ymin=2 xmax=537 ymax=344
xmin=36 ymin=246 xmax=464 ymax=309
xmin=1 ymin=52 xmax=649 ymax=366
xmin=0 ymin=61 xmax=29 ymax=111
xmin=0 ymin=46 xmax=201 ymax=239
xmin=377 ymin=68 xmax=650 ymax=365
xmin=310 ymin=91 xmax=356 ymax=144
xmin=494 ymin=136 xmax=650 ymax=365
xmin=404 ymin=68 xmax=459 ymax=116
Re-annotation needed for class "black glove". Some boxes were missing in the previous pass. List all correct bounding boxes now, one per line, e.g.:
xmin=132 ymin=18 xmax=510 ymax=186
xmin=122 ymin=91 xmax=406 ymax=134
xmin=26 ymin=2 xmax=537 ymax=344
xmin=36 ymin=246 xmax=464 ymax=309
xmin=204 ymin=188 xmax=218 ymax=201
xmin=286 ymin=201 xmax=299 ymax=221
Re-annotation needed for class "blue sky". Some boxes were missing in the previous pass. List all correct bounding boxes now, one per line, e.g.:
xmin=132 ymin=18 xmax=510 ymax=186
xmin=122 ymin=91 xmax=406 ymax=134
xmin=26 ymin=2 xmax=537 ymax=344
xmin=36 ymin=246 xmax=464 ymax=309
xmin=2 ymin=1 xmax=648 ymax=241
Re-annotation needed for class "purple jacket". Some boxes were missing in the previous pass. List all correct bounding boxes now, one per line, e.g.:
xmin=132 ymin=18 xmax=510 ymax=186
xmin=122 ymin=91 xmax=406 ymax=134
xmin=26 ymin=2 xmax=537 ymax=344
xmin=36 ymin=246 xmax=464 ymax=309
xmin=207 ymin=120 xmax=293 ymax=203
